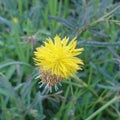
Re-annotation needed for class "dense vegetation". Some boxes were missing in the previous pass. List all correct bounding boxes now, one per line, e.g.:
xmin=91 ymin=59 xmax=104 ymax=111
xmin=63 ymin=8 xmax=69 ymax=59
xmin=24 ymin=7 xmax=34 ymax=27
xmin=0 ymin=0 xmax=120 ymax=120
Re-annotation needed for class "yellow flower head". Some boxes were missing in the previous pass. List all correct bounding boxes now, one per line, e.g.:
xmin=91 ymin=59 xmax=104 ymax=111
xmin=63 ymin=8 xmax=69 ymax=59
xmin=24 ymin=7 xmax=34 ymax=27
xmin=34 ymin=35 xmax=84 ymax=87
xmin=12 ymin=17 xmax=19 ymax=24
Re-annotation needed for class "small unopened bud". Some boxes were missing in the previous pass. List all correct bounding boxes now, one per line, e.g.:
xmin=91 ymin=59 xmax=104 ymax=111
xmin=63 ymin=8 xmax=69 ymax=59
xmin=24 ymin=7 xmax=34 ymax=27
xmin=68 ymin=109 xmax=74 ymax=119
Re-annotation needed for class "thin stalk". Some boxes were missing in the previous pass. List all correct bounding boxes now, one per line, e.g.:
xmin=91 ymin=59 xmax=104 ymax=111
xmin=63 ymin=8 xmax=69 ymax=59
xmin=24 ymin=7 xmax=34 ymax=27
xmin=90 ymin=5 xmax=120 ymax=26
xmin=85 ymin=96 xmax=120 ymax=120
xmin=78 ymin=41 xmax=120 ymax=47
xmin=73 ymin=75 xmax=98 ymax=98
xmin=69 ymin=78 xmax=74 ymax=96
xmin=76 ymin=5 xmax=120 ymax=36
xmin=73 ymin=75 xmax=120 ymax=119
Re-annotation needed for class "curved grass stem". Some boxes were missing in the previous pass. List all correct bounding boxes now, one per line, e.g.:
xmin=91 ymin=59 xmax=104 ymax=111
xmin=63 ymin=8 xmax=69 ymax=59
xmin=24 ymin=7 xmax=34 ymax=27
xmin=73 ymin=75 xmax=98 ymax=98
xmin=76 ymin=5 xmax=120 ymax=36
xmin=73 ymin=75 xmax=120 ymax=119
xmin=85 ymin=96 xmax=120 ymax=120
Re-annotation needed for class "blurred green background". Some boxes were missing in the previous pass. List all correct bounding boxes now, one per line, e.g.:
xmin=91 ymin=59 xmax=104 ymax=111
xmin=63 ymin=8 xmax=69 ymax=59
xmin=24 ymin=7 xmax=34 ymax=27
xmin=0 ymin=0 xmax=120 ymax=120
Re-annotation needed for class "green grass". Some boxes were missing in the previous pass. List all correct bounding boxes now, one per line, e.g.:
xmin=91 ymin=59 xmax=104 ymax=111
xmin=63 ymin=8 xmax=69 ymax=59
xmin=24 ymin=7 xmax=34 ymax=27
xmin=0 ymin=0 xmax=120 ymax=120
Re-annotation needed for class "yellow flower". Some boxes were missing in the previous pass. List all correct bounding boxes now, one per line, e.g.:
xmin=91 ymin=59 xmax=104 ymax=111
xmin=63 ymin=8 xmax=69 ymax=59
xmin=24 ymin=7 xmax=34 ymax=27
xmin=12 ymin=17 xmax=19 ymax=24
xmin=34 ymin=35 xmax=84 ymax=88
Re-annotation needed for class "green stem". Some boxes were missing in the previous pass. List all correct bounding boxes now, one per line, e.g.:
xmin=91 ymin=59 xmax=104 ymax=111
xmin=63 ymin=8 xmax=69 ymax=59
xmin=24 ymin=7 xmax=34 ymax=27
xmin=77 ymin=41 xmax=120 ymax=47
xmin=69 ymin=78 xmax=74 ymax=96
xmin=76 ymin=5 xmax=120 ymax=36
xmin=73 ymin=75 xmax=98 ymax=98
xmin=85 ymin=96 xmax=120 ymax=120
xmin=73 ymin=76 xmax=120 ymax=119
xmin=90 ymin=5 xmax=120 ymax=26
